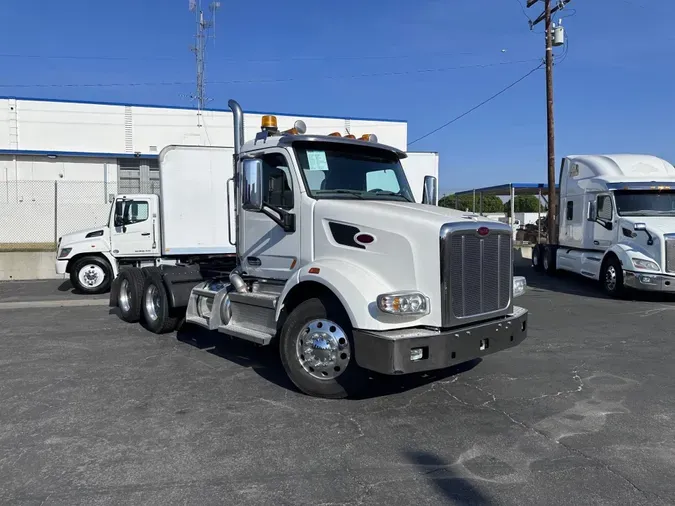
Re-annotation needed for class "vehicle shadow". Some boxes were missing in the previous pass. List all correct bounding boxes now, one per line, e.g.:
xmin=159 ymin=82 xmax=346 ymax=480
xmin=175 ymin=322 xmax=482 ymax=399
xmin=515 ymin=265 xmax=675 ymax=303
xmin=401 ymin=450 xmax=496 ymax=505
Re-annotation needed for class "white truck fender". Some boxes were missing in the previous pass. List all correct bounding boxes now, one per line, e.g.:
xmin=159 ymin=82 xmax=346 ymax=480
xmin=275 ymin=258 xmax=427 ymax=330
xmin=65 ymin=240 xmax=119 ymax=278
xmin=604 ymin=243 xmax=655 ymax=272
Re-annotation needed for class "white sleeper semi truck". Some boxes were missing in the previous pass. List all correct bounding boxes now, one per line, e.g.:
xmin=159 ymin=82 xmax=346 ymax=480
xmin=102 ymin=100 xmax=528 ymax=398
xmin=56 ymin=148 xmax=439 ymax=295
xmin=532 ymin=154 xmax=675 ymax=296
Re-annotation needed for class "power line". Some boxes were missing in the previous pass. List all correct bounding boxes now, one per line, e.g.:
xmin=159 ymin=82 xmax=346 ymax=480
xmin=0 ymin=59 xmax=541 ymax=89
xmin=408 ymin=63 xmax=543 ymax=146
xmin=0 ymin=49 xmax=526 ymax=64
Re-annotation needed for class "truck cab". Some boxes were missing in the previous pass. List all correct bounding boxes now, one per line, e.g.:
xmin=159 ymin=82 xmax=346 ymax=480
xmin=56 ymin=194 xmax=161 ymax=293
xmin=108 ymin=100 xmax=529 ymax=399
xmin=533 ymin=154 xmax=675 ymax=296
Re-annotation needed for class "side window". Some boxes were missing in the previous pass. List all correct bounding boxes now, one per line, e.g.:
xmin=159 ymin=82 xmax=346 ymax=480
xmin=566 ymin=200 xmax=574 ymax=221
xmin=124 ymin=201 xmax=149 ymax=224
xmin=261 ymin=153 xmax=293 ymax=210
xmin=597 ymin=195 xmax=613 ymax=221
xmin=366 ymin=169 xmax=399 ymax=192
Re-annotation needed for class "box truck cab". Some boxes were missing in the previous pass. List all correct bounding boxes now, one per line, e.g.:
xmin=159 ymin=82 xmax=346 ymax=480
xmin=532 ymin=154 xmax=675 ymax=296
xmin=108 ymin=100 xmax=529 ymax=399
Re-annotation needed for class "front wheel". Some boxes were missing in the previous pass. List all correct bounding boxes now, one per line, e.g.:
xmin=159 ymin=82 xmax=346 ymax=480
xmin=601 ymin=256 xmax=625 ymax=298
xmin=279 ymin=297 xmax=367 ymax=399
xmin=70 ymin=256 xmax=113 ymax=294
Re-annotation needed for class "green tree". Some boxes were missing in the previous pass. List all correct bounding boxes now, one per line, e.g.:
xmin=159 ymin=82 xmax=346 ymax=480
xmin=439 ymin=194 xmax=504 ymax=213
xmin=503 ymin=195 xmax=546 ymax=215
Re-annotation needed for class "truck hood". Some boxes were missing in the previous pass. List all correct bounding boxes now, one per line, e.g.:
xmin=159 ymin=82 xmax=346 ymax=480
xmin=59 ymin=225 xmax=110 ymax=249
xmin=619 ymin=216 xmax=675 ymax=236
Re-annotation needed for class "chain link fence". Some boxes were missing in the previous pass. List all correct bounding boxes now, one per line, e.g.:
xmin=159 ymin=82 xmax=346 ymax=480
xmin=0 ymin=180 xmax=160 ymax=252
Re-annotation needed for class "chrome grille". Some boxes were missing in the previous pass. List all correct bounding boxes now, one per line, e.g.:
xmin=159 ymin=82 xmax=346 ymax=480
xmin=666 ymin=238 xmax=675 ymax=274
xmin=441 ymin=224 xmax=512 ymax=325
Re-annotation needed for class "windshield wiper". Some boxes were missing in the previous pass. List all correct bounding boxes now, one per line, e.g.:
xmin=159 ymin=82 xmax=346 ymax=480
xmin=367 ymin=190 xmax=412 ymax=202
xmin=315 ymin=189 xmax=366 ymax=199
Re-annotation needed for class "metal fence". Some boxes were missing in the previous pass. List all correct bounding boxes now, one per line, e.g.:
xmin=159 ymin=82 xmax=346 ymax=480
xmin=0 ymin=180 xmax=160 ymax=252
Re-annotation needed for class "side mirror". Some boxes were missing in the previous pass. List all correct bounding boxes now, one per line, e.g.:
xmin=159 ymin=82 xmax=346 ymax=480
xmin=114 ymin=201 xmax=125 ymax=227
xmin=242 ymin=159 xmax=263 ymax=212
xmin=587 ymin=201 xmax=597 ymax=222
xmin=422 ymin=175 xmax=438 ymax=206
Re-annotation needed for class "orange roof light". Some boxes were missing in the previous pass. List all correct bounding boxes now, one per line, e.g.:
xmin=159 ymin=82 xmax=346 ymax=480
xmin=328 ymin=132 xmax=342 ymax=137
xmin=344 ymin=134 xmax=356 ymax=139
xmin=359 ymin=133 xmax=378 ymax=143
xmin=261 ymin=115 xmax=278 ymax=130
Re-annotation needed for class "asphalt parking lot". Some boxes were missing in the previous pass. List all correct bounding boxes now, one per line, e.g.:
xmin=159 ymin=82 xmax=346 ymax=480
xmin=1 ymin=271 xmax=675 ymax=506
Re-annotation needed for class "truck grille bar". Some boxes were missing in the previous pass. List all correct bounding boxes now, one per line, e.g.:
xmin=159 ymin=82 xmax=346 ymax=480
xmin=666 ymin=237 xmax=675 ymax=274
xmin=440 ymin=223 xmax=512 ymax=327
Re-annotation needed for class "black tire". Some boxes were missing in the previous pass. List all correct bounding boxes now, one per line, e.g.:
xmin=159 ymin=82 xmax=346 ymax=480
xmin=70 ymin=255 xmax=113 ymax=294
xmin=600 ymin=255 xmax=625 ymax=298
xmin=543 ymin=245 xmax=557 ymax=275
xmin=531 ymin=244 xmax=543 ymax=271
xmin=279 ymin=296 xmax=367 ymax=399
xmin=116 ymin=268 xmax=145 ymax=323
xmin=140 ymin=271 xmax=181 ymax=334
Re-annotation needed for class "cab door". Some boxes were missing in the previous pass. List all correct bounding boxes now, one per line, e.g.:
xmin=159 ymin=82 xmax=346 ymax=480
xmin=593 ymin=193 xmax=617 ymax=249
xmin=110 ymin=196 xmax=159 ymax=257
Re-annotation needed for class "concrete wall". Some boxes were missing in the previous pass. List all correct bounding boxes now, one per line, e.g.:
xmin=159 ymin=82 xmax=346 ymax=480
xmin=0 ymin=251 xmax=63 ymax=281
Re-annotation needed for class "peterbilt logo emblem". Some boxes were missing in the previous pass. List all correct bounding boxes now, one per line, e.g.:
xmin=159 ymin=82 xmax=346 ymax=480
xmin=477 ymin=226 xmax=490 ymax=236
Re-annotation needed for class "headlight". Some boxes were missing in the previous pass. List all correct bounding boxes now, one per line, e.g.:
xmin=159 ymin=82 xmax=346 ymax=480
xmin=513 ymin=276 xmax=527 ymax=298
xmin=632 ymin=258 xmax=659 ymax=271
xmin=58 ymin=247 xmax=72 ymax=259
xmin=377 ymin=292 xmax=429 ymax=315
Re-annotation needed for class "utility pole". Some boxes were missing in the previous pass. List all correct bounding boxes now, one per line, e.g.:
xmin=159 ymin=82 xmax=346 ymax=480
xmin=527 ymin=0 xmax=570 ymax=245
xmin=188 ymin=0 xmax=220 ymax=126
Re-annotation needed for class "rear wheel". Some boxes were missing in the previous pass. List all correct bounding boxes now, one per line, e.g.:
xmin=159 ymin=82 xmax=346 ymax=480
xmin=543 ymin=245 xmax=557 ymax=274
xmin=141 ymin=271 xmax=181 ymax=334
xmin=70 ymin=256 xmax=112 ymax=294
xmin=532 ymin=244 xmax=543 ymax=271
xmin=116 ymin=268 xmax=145 ymax=323
xmin=279 ymin=296 xmax=367 ymax=399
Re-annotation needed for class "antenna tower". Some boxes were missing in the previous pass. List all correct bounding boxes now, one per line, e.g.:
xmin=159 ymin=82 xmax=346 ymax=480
xmin=188 ymin=0 xmax=220 ymax=126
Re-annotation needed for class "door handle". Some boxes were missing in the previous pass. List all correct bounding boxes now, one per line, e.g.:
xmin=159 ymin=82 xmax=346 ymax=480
xmin=141 ymin=233 xmax=151 ymax=236
xmin=593 ymin=240 xmax=599 ymax=245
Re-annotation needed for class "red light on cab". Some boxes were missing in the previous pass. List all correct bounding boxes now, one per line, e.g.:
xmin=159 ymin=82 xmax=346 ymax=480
xmin=477 ymin=226 xmax=490 ymax=236
xmin=355 ymin=233 xmax=375 ymax=244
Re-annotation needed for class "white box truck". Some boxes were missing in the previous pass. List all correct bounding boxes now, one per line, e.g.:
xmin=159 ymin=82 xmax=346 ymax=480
xmin=532 ymin=154 xmax=675 ymax=296
xmin=56 ymin=151 xmax=438 ymax=295
xmin=103 ymin=100 xmax=528 ymax=399
xmin=55 ymin=145 xmax=237 ymax=294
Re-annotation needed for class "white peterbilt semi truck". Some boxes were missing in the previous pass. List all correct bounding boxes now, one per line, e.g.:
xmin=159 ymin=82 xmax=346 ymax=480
xmin=55 ymin=148 xmax=439 ymax=295
xmin=99 ymin=100 xmax=528 ymax=398
xmin=532 ymin=154 xmax=675 ymax=297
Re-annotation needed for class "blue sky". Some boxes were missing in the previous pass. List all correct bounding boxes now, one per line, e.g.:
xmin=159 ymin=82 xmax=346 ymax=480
xmin=1 ymin=0 xmax=673 ymax=195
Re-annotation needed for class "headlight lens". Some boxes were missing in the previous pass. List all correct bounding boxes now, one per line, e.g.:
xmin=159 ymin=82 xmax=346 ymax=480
xmin=632 ymin=258 xmax=659 ymax=271
xmin=377 ymin=292 xmax=429 ymax=315
xmin=58 ymin=247 xmax=72 ymax=259
xmin=513 ymin=276 xmax=527 ymax=298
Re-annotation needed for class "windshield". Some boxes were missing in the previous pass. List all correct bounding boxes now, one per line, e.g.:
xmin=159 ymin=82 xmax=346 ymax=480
xmin=614 ymin=189 xmax=675 ymax=216
xmin=293 ymin=141 xmax=415 ymax=202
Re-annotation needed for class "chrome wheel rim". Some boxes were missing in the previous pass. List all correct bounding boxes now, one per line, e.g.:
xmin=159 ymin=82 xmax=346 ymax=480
xmin=118 ymin=278 xmax=131 ymax=313
xmin=296 ymin=319 xmax=350 ymax=380
xmin=605 ymin=265 xmax=617 ymax=291
xmin=144 ymin=284 xmax=160 ymax=321
xmin=533 ymin=251 xmax=539 ymax=266
xmin=78 ymin=264 xmax=105 ymax=288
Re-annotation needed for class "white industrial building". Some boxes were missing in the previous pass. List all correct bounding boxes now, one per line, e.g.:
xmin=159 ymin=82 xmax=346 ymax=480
xmin=0 ymin=96 xmax=409 ymax=260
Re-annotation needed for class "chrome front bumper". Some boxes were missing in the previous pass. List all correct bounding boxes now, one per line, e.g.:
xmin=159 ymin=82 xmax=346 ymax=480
xmin=624 ymin=270 xmax=675 ymax=292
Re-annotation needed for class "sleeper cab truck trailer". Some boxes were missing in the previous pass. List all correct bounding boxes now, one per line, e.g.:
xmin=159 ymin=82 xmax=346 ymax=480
xmin=532 ymin=154 xmax=675 ymax=297
xmin=54 ymin=150 xmax=439 ymax=296
xmin=102 ymin=100 xmax=529 ymax=399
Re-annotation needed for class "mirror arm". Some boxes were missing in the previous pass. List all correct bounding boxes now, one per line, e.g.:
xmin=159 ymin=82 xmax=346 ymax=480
xmin=261 ymin=203 xmax=295 ymax=232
